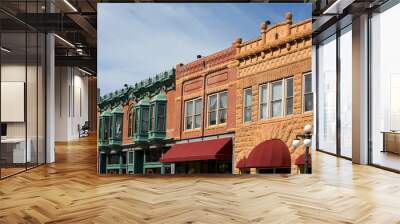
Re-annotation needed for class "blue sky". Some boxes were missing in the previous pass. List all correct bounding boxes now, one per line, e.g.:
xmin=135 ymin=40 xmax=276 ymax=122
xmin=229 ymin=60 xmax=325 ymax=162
xmin=98 ymin=3 xmax=311 ymax=95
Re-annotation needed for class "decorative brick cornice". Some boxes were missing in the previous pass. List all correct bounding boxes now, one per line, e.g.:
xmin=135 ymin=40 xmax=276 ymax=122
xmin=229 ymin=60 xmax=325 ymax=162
xmin=176 ymin=47 xmax=235 ymax=79
xmin=234 ymin=14 xmax=312 ymax=64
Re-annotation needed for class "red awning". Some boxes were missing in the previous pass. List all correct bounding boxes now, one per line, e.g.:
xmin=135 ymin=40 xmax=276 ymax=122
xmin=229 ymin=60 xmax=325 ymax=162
xmin=236 ymin=158 xmax=247 ymax=168
xmin=160 ymin=138 xmax=232 ymax=163
xmin=245 ymin=139 xmax=291 ymax=168
xmin=295 ymin=154 xmax=312 ymax=165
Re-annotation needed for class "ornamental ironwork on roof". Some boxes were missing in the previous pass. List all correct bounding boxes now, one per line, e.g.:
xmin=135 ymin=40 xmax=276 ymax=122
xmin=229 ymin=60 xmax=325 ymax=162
xmin=98 ymin=68 xmax=175 ymax=112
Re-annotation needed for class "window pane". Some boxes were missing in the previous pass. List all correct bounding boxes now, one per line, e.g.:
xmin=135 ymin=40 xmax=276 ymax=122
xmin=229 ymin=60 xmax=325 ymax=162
xmin=219 ymin=92 xmax=227 ymax=109
xmin=317 ymin=35 xmax=337 ymax=154
xmin=286 ymin=98 xmax=293 ymax=115
xmin=186 ymin=117 xmax=192 ymax=130
xmin=272 ymin=81 xmax=282 ymax=101
xmin=209 ymin=111 xmax=217 ymax=125
xmin=142 ymin=108 xmax=149 ymax=132
xmin=185 ymin=101 xmax=193 ymax=116
xmin=260 ymin=104 xmax=268 ymax=119
xmin=157 ymin=104 xmax=166 ymax=131
xmin=195 ymin=99 xmax=202 ymax=115
xmin=219 ymin=109 xmax=227 ymax=123
xmin=194 ymin=114 xmax=201 ymax=128
xmin=272 ymin=101 xmax=282 ymax=117
xmin=209 ymin=95 xmax=217 ymax=111
xmin=150 ymin=105 xmax=154 ymax=131
xmin=244 ymin=108 xmax=252 ymax=122
xmin=339 ymin=26 xmax=352 ymax=158
xmin=305 ymin=74 xmax=312 ymax=93
xmin=260 ymin=85 xmax=268 ymax=104
xmin=244 ymin=89 xmax=252 ymax=107
xmin=305 ymin=93 xmax=313 ymax=112
xmin=115 ymin=116 xmax=122 ymax=138
xmin=286 ymin=78 xmax=293 ymax=97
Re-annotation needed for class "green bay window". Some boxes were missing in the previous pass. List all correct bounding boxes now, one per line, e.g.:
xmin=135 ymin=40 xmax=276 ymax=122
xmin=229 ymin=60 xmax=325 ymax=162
xmin=149 ymin=91 xmax=167 ymax=140
xmin=99 ymin=111 xmax=112 ymax=147
xmin=110 ymin=106 xmax=124 ymax=146
xmin=133 ymin=97 xmax=150 ymax=142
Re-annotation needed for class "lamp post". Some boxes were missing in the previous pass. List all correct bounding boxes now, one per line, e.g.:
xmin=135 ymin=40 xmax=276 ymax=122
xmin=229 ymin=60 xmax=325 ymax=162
xmin=292 ymin=124 xmax=313 ymax=174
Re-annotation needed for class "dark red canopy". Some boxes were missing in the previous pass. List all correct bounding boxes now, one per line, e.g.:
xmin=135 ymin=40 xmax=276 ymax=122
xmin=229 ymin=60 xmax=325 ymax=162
xmin=160 ymin=138 xmax=232 ymax=163
xmin=245 ymin=139 xmax=291 ymax=168
xmin=295 ymin=154 xmax=312 ymax=165
xmin=236 ymin=158 xmax=247 ymax=168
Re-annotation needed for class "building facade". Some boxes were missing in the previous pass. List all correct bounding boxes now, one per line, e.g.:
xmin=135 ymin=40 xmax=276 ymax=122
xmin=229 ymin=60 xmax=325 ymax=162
xmin=232 ymin=13 xmax=313 ymax=174
xmin=97 ymin=12 xmax=313 ymax=175
xmin=97 ymin=70 xmax=175 ymax=174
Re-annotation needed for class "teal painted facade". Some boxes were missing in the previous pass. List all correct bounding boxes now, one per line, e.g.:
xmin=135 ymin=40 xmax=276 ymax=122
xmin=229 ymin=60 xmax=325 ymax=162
xmin=97 ymin=69 xmax=175 ymax=175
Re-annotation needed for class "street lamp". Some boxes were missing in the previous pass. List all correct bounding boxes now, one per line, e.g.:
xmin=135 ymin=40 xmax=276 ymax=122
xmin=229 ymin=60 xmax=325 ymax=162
xmin=292 ymin=124 xmax=313 ymax=174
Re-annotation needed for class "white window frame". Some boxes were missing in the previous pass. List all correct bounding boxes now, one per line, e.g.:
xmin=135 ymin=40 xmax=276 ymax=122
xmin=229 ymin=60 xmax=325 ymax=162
xmin=207 ymin=91 xmax=228 ymax=127
xmin=285 ymin=77 xmax=294 ymax=115
xmin=243 ymin=88 xmax=252 ymax=123
xmin=259 ymin=84 xmax=269 ymax=120
xmin=303 ymin=72 xmax=313 ymax=112
xmin=184 ymin=97 xmax=202 ymax=130
xmin=270 ymin=80 xmax=283 ymax=118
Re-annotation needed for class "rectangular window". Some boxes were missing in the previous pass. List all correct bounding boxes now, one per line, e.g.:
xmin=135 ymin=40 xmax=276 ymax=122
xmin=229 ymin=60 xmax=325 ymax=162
xmin=157 ymin=104 xmax=166 ymax=131
xmin=259 ymin=84 xmax=269 ymax=120
xmin=243 ymin=88 xmax=252 ymax=122
xmin=142 ymin=107 xmax=149 ymax=133
xmin=303 ymin=73 xmax=313 ymax=112
xmin=184 ymin=98 xmax=202 ymax=130
xmin=134 ymin=108 xmax=139 ymax=134
xmin=286 ymin=78 xmax=294 ymax=115
xmin=194 ymin=98 xmax=202 ymax=128
xmin=271 ymin=81 xmax=283 ymax=117
xmin=207 ymin=91 xmax=227 ymax=126
xmin=150 ymin=104 xmax=155 ymax=131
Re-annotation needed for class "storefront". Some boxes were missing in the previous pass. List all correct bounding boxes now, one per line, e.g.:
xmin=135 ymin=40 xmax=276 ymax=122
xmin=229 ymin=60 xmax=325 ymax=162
xmin=160 ymin=136 xmax=233 ymax=174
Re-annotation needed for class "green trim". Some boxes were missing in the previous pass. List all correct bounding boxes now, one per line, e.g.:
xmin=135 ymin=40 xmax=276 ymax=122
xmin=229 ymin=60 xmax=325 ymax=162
xmin=98 ymin=68 xmax=175 ymax=112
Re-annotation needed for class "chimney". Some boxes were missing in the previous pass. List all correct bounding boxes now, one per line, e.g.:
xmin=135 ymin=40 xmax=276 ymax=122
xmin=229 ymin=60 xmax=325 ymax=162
xmin=197 ymin=55 xmax=202 ymax=59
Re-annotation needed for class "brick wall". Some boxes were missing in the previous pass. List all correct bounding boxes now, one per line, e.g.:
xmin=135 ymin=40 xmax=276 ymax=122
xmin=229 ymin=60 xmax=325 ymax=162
xmin=174 ymin=47 xmax=237 ymax=141
xmin=233 ymin=14 xmax=313 ymax=174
